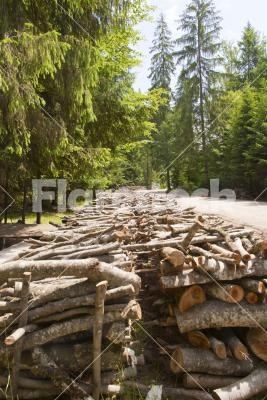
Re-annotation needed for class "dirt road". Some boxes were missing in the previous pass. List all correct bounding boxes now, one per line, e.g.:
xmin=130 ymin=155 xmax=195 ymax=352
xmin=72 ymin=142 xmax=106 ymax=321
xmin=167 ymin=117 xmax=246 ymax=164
xmin=177 ymin=197 xmax=267 ymax=234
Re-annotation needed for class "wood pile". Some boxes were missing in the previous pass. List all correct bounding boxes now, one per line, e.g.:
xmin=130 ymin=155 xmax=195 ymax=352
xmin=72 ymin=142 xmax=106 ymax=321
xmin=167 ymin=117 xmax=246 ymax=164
xmin=0 ymin=190 xmax=266 ymax=399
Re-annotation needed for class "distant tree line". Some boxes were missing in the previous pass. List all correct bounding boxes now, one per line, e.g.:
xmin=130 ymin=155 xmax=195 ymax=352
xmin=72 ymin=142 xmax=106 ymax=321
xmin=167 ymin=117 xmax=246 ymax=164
xmin=149 ymin=0 xmax=267 ymax=199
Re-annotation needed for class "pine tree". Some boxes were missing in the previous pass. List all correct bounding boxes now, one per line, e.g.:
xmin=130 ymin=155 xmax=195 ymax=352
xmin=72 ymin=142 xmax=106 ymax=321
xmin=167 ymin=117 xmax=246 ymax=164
xmin=175 ymin=0 xmax=222 ymax=186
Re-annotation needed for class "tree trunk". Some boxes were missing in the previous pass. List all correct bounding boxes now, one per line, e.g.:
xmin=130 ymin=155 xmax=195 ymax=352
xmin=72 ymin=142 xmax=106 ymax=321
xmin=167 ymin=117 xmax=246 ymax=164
xmin=170 ymin=345 xmax=254 ymax=376
xmin=166 ymin=168 xmax=171 ymax=192
xmin=4 ymin=170 xmax=9 ymax=224
xmin=213 ymin=367 xmax=267 ymax=400
xmin=174 ymin=300 xmax=267 ymax=333
xmin=21 ymin=181 xmax=27 ymax=224
xmin=197 ymin=11 xmax=208 ymax=187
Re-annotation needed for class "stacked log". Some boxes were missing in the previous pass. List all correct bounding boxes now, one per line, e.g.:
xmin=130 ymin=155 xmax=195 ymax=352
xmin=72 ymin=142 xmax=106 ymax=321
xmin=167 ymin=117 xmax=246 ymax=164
xmin=0 ymin=199 xmax=145 ymax=399
xmin=0 ymin=190 xmax=266 ymax=399
xmin=130 ymin=193 xmax=267 ymax=400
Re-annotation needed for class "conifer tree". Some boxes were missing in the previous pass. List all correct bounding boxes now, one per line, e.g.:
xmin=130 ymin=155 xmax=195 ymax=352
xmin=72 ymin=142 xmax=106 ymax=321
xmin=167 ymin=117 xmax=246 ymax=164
xmin=148 ymin=13 xmax=175 ymax=189
xmin=149 ymin=13 xmax=175 ymax=93
xmin=237 ymin=22 xmax=266 ymax=82
xmin=175 ymin=0 xmax=222 ymax=186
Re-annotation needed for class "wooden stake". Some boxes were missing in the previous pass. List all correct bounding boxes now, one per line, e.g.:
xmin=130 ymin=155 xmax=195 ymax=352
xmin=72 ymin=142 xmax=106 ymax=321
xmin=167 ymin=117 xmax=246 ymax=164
xmin=11 ymin=272 xmax=31 ymax=399
xmin=93 ymin=280 xmax=108 ymax=400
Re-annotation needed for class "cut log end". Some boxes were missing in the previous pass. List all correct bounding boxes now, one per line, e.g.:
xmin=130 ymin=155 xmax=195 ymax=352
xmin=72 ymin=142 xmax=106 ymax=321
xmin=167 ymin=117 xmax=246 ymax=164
xmin=177 ymin=285 xmax=206 ymax=313
xmin=187 ymin=331 xmax=210 ymax=350
xmin=245 ymin=292 xmax=259 ymax=304
xmin=170 ymin=347 xmax=183 ymax=374
xmin=161 ymin=247 xmax=185 ymax=268
xmin=247 ymin=328 xmax=267 ymax=362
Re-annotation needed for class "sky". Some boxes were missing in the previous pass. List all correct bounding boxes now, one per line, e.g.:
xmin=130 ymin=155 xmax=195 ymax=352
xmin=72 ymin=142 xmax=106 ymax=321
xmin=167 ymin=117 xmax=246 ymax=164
xmin=133 ymin=0 xmax=267 ymax=92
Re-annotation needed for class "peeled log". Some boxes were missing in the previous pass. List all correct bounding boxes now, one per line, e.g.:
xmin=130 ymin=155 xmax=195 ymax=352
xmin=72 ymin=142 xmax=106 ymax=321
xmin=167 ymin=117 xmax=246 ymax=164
xmin=183 ymin=374 xmax=237 ymax=390
xmin=205 ymin=283 xmax=244 ymax=303
xmin=247 ymin=328 xmax=267 ymax=362
xmin=170 ymin=345 xmax=253 ymax=376
xmin=0 ymin=259 xmax=141 ymax=293
xmin=176 ymin=285 xmax=206 ymax=313
xmin=161 ymin=247 xmax=185 ymax=268
xmin=213 ymin=367 xmax=267 ymax=400
xmin=174 ymin=300 xmax=267 ymax=333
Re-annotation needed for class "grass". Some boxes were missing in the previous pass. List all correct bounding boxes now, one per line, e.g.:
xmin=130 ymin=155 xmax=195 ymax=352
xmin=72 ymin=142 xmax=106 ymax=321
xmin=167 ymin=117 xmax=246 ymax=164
xmin=6 ymin=211 xmax=73 ymax=225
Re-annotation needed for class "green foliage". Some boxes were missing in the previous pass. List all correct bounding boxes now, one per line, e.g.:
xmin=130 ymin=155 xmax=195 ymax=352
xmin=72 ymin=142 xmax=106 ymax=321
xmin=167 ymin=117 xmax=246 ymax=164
xmin=0 ymin=0 xmax=162 ymax=220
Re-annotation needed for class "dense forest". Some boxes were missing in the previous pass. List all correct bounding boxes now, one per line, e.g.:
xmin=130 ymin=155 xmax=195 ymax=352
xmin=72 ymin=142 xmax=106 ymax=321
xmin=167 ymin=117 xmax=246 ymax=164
xmin=0 ymin=0 xmax=266 ymax=222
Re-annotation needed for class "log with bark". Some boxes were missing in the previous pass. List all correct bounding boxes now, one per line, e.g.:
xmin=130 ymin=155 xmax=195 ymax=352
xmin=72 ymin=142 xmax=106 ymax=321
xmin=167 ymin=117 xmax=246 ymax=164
xmin=170 ymin=344 xmax=254 ymax=376
xmin=247 ymin=328 xmax=267 ymax=362
xmin=174 ymin=300 xmax=267 ymax=333
xmin=0 ymin=259 xmax=141 ymax=292
xmin=0 ymin=192 xmax=265 ymax=400
xmin=183 ymin=374 xmax=237 ymax=390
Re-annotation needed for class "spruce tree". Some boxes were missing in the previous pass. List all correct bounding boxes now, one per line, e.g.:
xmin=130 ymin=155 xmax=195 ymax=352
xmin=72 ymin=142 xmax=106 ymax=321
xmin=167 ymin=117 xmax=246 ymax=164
xmin=238 ymin=22 xmax=266 ymax=82
xmin=175 ymin=0 xmax=222 ymax=186
xmin=149 ymin=13 xmax=175 ymax=93
xmin=148 ymin=13 xmax=175 ymax=190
